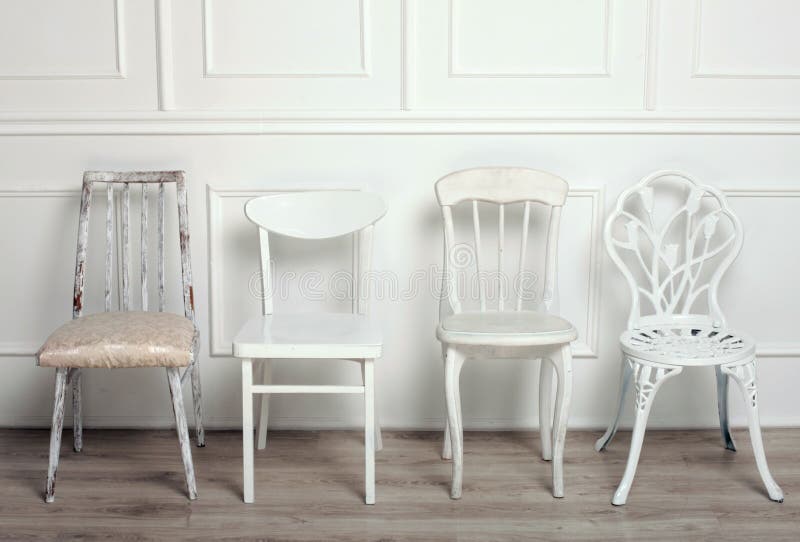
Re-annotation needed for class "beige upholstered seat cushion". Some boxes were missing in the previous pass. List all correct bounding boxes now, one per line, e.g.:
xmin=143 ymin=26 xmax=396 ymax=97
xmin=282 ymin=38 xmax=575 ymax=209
xmin=37 ymin=312 xmax=196 ymax=369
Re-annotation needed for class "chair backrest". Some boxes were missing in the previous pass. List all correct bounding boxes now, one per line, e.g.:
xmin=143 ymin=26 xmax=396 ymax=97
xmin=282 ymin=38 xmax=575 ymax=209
xmin=73 ymin=171 xmax=196 ymax=327
xmin=244 ymin=190 xmax=386 ymax=315
xmin=435 ymin=167 xmax=569 ymax=316
xmin=605 ymin=170 xmax=743 ymax=330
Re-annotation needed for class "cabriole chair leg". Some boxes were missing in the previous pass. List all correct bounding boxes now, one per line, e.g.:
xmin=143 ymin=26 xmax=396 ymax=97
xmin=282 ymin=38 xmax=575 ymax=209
xmin=444 ymin=347 xmax=466 ymax=499
xmin=715 ymin=365 xmax=736 ymax=452
xmin=550 ymin=346 xmax=573 ymax=498
xmin=595 ymin=356 xmax=633 ymax=452
xmin=539 ymin=358 xmax=554 ymax=461
xmin=722 ymin=361 xmax=784 ymax=502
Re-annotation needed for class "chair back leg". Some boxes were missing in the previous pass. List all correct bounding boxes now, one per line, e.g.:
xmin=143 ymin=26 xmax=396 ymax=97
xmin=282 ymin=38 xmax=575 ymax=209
xmin=256 ymin=359 xmax=271 ymax=450
xmin=70 ymin=368 xmax=83 ymax=452
xmin=595 ymin=356 xmax=633 ymax=452
xmin=363 ymin=359 xmax=376 ymax=505
xmin=190 ymin=364 xmax=205 ymax=447
xmin=715 ymin=365 xmax=736 ymax=451
xmin=45 ymin=368 xmax=69 ymax=503
xmin=166 ymin=367 xmax=197 ymax=500
xmin=539 ymin=359 xmax=554 ymax=461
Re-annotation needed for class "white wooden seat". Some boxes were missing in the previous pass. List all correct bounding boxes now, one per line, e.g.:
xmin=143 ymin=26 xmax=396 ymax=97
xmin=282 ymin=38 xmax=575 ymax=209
xmin=595 ymin=170 xmax=783 ymax=506
xmin=234 ymin=313 xmax=382 ymax=359
xmin=37 ymin=171 xmax=203 ymax=503
xmin=434 ymin=167 xmax=578 ymax=500
xmin=438 ymin=310 xmax=576 ymax=346
xmin=233 ymin=190 xmax=386 ymax=506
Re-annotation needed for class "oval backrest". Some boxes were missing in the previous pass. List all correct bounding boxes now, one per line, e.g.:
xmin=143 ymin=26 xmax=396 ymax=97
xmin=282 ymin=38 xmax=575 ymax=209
xmin=435 ymin=167 xmax=569 ymax=207
xmin=245 ymin=191 xmax=386 ymax=239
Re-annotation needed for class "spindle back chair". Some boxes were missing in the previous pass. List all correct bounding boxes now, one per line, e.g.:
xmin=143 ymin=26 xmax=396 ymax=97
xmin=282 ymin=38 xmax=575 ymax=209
xmin=38 ymin=170 xmax=203 ymax=502
xmin=434 ymin=167 xmax=577 ymax=500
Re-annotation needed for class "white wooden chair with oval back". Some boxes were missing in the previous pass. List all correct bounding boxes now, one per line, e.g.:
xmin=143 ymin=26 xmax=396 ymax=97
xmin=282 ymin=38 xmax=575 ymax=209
xmin=596 ymin=170 xmax=783 ymax=505
xmin=36 ymin=171 xmax=203 ymax=503
xmin=434 ymin=167 xmax=578 ymax=500
xmin=233 ymin=190 xmax=386 ymax=505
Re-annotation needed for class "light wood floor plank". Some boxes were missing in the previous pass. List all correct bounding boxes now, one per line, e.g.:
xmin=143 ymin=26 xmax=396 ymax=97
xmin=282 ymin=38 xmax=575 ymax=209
xmin=0 ymin=429 xmax=796 ymax=541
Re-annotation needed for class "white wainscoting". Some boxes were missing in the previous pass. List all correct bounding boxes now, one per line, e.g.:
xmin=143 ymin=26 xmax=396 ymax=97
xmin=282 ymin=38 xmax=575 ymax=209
xmin=0 ymin=0 xmax=799 ymax=430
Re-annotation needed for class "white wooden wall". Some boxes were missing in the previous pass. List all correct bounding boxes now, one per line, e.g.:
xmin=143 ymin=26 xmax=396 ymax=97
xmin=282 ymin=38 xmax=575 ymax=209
xmin=1 ymin=0 xmax=799 ymax=431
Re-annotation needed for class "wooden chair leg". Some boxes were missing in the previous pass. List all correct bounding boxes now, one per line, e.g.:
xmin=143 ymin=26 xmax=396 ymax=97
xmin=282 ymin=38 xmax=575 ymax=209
xmin=361 ymin=360 xmax=382 ymax=452
xmin=256 ymin=359 xmax=271 ymax=450
xmin=166 ymin=368 xmax=197 ymax=500
xmin=71 ymin=368 xmax=83 ymax=452
xmin=444 ymin=347 xmax=466 ymax=499
xmin=550 ymin=346 xmax=573 ymax=498
xmin=722 ymin=361 xmax=784 ymax=502
xmin=539 ymin=358 xmax=554 ymax=461
xmin=190 ymin=363 xmax=205 ymax=447
xmin=595 ymin=355 xmax=633 ymax=452
xmin=715 ymin=365 xmax=736 ymax=451
xmin=363 ymin=359 xmax=376 ymax=505
xmin=45 ymin=367 xmax=69 ymax=503
xmin=241 ymin=359 xmax=254 ymax=504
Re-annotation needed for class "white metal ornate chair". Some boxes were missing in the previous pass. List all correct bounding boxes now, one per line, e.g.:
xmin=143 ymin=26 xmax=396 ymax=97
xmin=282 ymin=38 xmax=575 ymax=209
xmin=233 ymin=191 xmax=385 ymax=505
xmin=596 ymin=170 xmax=783 ymax=505
xmin=36 ymin=171 xmax=203 ymax=502
xmin=435 ymin=167 xmax=578 ymax=500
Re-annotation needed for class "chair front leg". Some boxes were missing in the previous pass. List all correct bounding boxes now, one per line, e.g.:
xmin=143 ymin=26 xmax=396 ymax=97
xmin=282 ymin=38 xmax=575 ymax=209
xmin=612 ymin=361 xmax=682 ymax=505
xmin=70 ymin=368 xmax=83 ymax=452
xmin=715 ymin=365 xmax=736 ymax=451
xmin=363 ymin=359 xmax=376 ymax=505
xmin=361 ymin=360 xmax=382 ymax=452
xmin=539 ymin=358 xmax=553 ymax=461
xmin=595 ymin=355 xmax=633 ymax=452
xmin=45 ymin=367 xmax=69 ymax=503
xmin=549 ymin=346 xmax=573 ymax=498
xmin=190 ymin=362 xmax=205 ymax=447
xmin=166 ymin=368 xmax=197 ymax=500
xmin=241 ymin=359 xmax=254 ymax=503
xmin=444 ymin=346 xmax=466 ymax=499
xmin=721 ymin=360 xmax=784 ymax=502
xmin=256 ymin=359 xmax=271 ymax=450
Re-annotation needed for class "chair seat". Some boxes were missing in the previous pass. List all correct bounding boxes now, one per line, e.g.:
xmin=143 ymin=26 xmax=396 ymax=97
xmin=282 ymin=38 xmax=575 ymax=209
xmin=437 ymin=310 xmax=577 ymax=347
xmin=620 ymin=325 xmax=755 ymax=367
xmin=232 ymin=313 xmax=382 ymax=359
xmin=37 ymin=311 xmax=196 ymax=369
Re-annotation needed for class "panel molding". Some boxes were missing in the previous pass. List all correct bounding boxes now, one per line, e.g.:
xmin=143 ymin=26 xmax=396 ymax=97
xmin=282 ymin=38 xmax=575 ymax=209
xmin=0 ymin=189 xmax=79 ymax=357
xmin=0 ymin=0 xmax=125 ymax=80
xmin=691 ymin=0 xmax=800 ymax=80
xmin=447 ymin=0 xmax=612 ymax=78
xmin=201 ymin=0 xmax=371 ymax=78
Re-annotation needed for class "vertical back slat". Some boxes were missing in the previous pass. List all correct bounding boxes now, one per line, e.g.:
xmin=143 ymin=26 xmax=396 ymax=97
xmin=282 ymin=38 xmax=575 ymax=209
xmin=122 ymin=184 xmax=131 ymax=310
xmin=472 ymin=201 xmax=485 ymax=311
xmin=158 ymin=182 xmax=166 ymax=312
xmin=442 ymin=206 xmax=462 ymax=313
xmin=141 ymin=184 xmax=149 ymax=311
xmin=542 ymin=206 xmax=563 ymax=313
xmin=73 ymin=178 xmax=94 ymax=319
xmin=498 ymin=203 xmax=505 ymax=311
xmin=104 ymin=183 xmax=114 ymax=312
xmin=516 ymin=201 xmax=531 ymax=311
xmin=176 ymin=175 xmax=196 ymax=324
xmin=357 ymin=225 xmax=374 ymax=315
xmin=258 ymin=227 xmax=273 ymax=315
xmin=351 ymin=232 xmax=359 ymax=314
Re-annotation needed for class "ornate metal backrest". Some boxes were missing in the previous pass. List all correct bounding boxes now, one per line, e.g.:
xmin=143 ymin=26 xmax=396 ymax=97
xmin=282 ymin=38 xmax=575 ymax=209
xmin=244 ymin=191 xmax=387 ymax=316
xmin=73 ymin=171 xmax=196 ymax=330
xmin=434 ymin=167 xmax=569 ymax=317
xmin=605 ymin=170 xmax=743 ymax=330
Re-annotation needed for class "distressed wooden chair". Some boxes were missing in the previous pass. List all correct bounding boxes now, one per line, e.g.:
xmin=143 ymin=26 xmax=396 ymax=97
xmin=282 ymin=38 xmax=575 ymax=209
xmin=596 ymin=170 xmax=783 ymax=505
xmin=233 ymin=191 xmax=385 ymax=505
xmin=434 ymin=167 xmax=578 ymax=500
xmin=36 ymin=171 xmax=204 ymax=503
